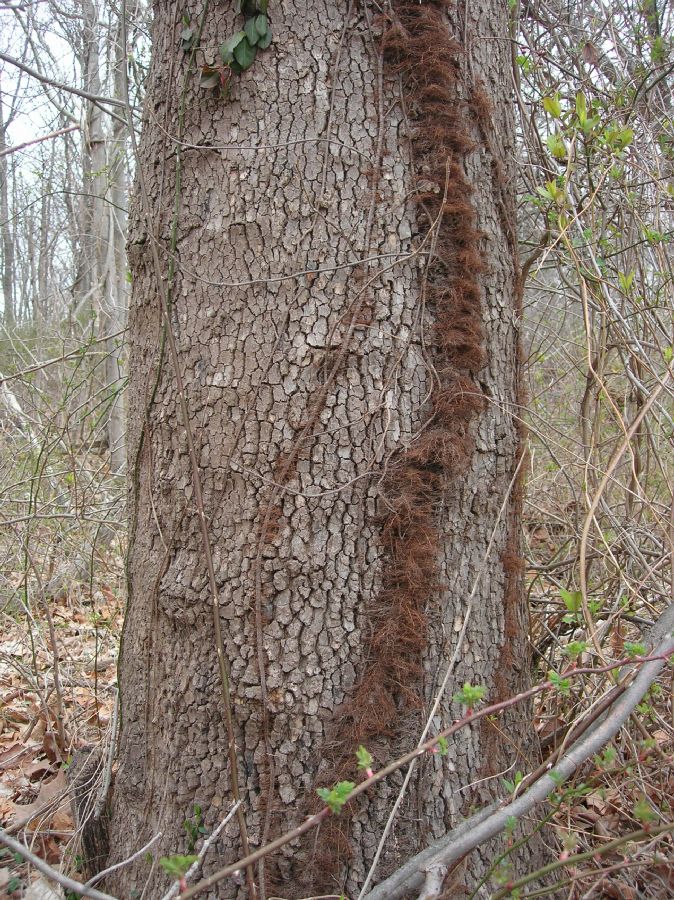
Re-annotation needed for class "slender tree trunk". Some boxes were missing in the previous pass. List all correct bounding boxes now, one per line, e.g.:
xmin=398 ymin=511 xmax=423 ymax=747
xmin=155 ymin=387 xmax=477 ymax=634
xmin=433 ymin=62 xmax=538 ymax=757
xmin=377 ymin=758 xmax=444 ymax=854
xmin=74 ymin=0 xmax=128 ymax=468
xmin=102 ymin=12 xmax=129 ymax=473
xmin=0 ymin=99 xmax=15 ymax=329
xmin=36 ymin=157 xmax=52 ymax=322
xmin=107 ymin=1 xmax=537 ymax=897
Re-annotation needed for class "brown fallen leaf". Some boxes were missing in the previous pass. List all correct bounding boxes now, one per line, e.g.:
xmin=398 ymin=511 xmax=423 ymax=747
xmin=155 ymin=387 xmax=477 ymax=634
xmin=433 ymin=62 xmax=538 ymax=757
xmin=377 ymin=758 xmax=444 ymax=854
xmin=0 ymin=742 xmax=37 ymax=772
xmin=7 ymin=768 xmax=70 ymax=831
xmin=23 ymin=759 xmax=57 ymax=781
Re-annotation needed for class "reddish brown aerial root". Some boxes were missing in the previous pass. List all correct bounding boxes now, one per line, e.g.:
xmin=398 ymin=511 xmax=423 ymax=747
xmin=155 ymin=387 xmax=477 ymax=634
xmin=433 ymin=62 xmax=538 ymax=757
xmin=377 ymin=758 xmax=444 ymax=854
xmin=299 ymin=0 xmax=492 ymax=891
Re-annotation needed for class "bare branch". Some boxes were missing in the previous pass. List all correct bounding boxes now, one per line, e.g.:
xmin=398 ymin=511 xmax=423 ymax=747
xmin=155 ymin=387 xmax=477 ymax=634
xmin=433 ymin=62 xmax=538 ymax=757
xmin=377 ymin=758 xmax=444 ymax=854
xmin=0 ymin=829 xmax=117 ymax=900
xmin=0 ymin=124 xmax=80 ymax=157
xmin=0 ymin=50 xmax=127 ymax=108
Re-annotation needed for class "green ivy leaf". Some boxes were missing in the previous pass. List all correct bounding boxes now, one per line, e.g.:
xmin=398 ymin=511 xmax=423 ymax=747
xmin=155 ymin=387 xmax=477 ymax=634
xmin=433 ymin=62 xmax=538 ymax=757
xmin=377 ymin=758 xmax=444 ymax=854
xmin=258 ymin=28 xmax=273 ymax=50
xmin=244 ymin=18 xmax=260 ymax=46
xmin=181 ymin=27 xmax=195 ymax=52
xmin=234 ymin=36 xmax=257 ymax=70
xmin=220 ymin=31 xmax=246 ymax=65
xmin=255 ymin=14 xmax=269 ymax=37
xmin=200 ymin=69 xmax=220 ymax=90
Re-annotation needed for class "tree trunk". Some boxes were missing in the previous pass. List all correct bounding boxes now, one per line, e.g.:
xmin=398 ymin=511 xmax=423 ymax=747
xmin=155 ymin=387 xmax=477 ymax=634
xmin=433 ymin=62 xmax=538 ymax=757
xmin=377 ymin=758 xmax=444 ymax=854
xmin=102 ymin=10 xmax=129 ymax=474
xmin=74 ymin=0 xmax=128 ymax=470
xmin=0 ymin=88 xmax=16 ymax=329
xmin=108 ymin=1 xmax=536 ymax=897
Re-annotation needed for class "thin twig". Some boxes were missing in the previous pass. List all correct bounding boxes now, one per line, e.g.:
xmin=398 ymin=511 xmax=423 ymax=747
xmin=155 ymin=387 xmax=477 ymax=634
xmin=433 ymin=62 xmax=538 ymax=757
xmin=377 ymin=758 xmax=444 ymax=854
xmin=364 ymin=601 xmax=674 ymax=899
xmin=0 ymin=829 xmax=116 ymax=900
xmin=161 ymin=801 xmax=242 ymax=900
xmin=0 ymin=124 xmax=80 ymax=157
xmin=180 ymin=627 xmax=674 ymax=898
xmin=85 ymin=833 xmax=163 ymax=888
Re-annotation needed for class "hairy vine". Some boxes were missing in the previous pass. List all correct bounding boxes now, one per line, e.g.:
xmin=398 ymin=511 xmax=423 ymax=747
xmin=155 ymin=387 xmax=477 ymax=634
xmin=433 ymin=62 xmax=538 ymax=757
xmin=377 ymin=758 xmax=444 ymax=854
xmin=295 ymin=0 xmax=496 ymax=890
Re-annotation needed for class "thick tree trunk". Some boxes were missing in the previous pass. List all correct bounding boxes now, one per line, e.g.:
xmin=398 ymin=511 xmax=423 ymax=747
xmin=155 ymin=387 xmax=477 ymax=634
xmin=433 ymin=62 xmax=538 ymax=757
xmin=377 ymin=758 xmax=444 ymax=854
xmin=108 ymin=1 xmax=536 ymax=897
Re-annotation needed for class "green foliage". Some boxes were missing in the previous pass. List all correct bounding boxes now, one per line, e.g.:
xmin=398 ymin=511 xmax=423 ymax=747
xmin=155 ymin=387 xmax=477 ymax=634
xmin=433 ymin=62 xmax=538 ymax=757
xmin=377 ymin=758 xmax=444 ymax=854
xmin=633 ymin=796 xmax=658 ymax=826
xmin=560 ymin=587 xmax=582 ymax=615
xmin=181 ymin=26 xmax=195 ymax=52
xmin=183 ymin=804 xmax=208 ymax=853
xmin=548 ymin=769 xmax=565 ymax=787
xmin=503 ymin=770 xmax=524 ymax=794
xmin=437 ymin=735 xmax=449 ymax=756
xmin=516 ymin=54 xmax=533 ymax=73
xmin=159 ymin=855 xmax=198 ymax=879
xmin=546 ymin=131 xmax=568 ymax=160
xmin=542 ymin=94 xmax=562 ymax=118
xmin=190 ymin=1 xmax=273 ymax=95
xmin=594 ymin=745 xmax=616 ymax=770
xmin=548 ymin=671 xmax=571 ymax=694
xmin=452 ymin=683 xmax=486 ymax=708
xmin=356 ymin=745 xmax=373 ymax=771
xmin=316 ymin=780 xmax=355 ymax=814
xmin=624 ymin=641 xmax=646 ymax=657
xmin=563 ymin=640 xmax=587 ymax=660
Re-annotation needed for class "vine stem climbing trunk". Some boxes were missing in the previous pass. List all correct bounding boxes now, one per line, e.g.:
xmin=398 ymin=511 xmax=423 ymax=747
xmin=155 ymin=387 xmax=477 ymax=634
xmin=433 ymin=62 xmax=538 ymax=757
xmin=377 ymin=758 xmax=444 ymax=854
xmin=106 ymin=1 xmax=542 ymax=897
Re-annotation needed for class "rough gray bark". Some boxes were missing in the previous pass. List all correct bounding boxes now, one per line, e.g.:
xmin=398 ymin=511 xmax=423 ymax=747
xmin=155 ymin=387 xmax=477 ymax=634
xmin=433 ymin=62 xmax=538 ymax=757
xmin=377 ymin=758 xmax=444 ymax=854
xmin=107 ymin=1 xmax=535 ymax=897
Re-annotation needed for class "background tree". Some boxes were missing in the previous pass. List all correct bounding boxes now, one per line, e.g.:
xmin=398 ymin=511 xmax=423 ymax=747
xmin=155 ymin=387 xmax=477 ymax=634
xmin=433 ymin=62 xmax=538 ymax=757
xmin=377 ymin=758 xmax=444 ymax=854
xmin=106 ymin=1 xmax=537 ymax=897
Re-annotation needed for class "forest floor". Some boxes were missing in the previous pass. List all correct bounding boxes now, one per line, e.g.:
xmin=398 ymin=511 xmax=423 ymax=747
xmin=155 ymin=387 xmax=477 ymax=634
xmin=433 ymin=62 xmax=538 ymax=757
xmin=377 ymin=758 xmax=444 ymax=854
xmin=1 ymin=501 xmax=672 ymax=898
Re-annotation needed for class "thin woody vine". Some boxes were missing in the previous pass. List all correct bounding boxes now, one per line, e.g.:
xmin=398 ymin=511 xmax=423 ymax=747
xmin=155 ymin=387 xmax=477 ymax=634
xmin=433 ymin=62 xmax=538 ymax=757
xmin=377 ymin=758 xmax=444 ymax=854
xmin=182 ymin=0 xmax=273 ymax=98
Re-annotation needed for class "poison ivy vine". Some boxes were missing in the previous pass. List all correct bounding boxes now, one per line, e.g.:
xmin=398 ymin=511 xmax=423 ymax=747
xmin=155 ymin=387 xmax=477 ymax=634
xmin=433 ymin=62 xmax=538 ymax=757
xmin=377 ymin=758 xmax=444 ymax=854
xmin=181 ymin=0 xmax=272 ymax=97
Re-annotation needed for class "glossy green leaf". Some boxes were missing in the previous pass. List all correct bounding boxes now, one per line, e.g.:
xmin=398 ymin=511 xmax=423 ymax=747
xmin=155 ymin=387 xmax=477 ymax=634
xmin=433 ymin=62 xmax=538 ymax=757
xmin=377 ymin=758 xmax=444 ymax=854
xmin=233 ymin=36 xmax=256 ymax=70
xmin=244 ymin=18 xmax=260 ymax=46
xmin=257 ymin=28 xmax=272 ymax=50
xmin=220 ymin=30 xmax=246 ymax=65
